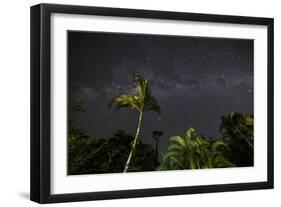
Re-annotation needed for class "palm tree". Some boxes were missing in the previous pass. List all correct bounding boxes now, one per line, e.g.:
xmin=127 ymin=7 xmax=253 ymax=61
xmin=220 ymin=112 xmax=254 ymax=166
xmin=220 ymin=112 xmax=253 ymax=147
xmin=159 ymin=128 xmax=233 ymax=170
xmin=109 ymin=75 xmax=161 ymax=172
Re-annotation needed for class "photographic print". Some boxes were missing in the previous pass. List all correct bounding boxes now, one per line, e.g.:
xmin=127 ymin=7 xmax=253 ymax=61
xmin=67 ymin=31 xmax=254 ymax=175
xmin=31 ymin=4 xmax=273 ymax=203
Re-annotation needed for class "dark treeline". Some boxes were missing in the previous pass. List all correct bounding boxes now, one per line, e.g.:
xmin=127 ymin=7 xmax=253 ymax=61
xmin=68 ymin=111 xmax=253 ymax=175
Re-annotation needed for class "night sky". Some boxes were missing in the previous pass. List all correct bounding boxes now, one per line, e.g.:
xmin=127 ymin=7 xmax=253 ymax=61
xmin=68 ymin=31 xmax=253 ymax=153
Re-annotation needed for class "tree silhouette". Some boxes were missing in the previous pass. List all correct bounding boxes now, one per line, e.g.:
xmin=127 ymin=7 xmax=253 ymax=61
xmin=220 ymin=112 xmax=254 ymax=166
xmin=109 ymin=75 xmax=161 ymax=172
xmin=68 ymin=129 xmax=157 ymax=174
xmin=152 ymin=130 xmax=164 ymax=166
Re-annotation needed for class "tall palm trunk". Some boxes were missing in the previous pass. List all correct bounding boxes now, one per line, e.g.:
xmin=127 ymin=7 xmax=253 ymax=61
xmin=123 ymin=111 xmax=143 ymax=172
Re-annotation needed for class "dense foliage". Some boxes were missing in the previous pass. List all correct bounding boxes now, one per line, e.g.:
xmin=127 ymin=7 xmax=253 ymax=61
xmin=68 ymin=129 xmax=156 ymax=174
xmin=220 ymin=112 xmax=254 ymax=166
xmin=159 ymin=128 xmax=234 ymax=170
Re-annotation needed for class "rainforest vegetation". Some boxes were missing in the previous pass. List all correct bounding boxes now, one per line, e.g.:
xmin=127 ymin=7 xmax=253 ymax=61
xmin=68 ymin=75 xmax=254 ymax=175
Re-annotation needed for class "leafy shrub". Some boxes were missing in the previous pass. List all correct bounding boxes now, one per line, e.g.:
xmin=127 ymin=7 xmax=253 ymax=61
xmin=159 ymin=128 xmax=234 ymax=170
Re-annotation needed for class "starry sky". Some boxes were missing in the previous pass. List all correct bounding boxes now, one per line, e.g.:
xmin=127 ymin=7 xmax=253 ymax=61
xmin=68 ymin=31 xmax=253 ymax=153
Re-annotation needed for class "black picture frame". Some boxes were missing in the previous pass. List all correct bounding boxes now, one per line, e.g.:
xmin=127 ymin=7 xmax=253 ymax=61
xmin=30 ymin=3 xmax=274 ymax=204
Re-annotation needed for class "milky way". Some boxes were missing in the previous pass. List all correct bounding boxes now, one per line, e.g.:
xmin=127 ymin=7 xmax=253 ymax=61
xmin=68 ymin=31 xmax=253 ymax=153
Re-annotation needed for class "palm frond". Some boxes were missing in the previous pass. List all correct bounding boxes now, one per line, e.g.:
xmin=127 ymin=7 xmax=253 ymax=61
xmin=144 ymin=96 xmax=161 ymax=118
xmin=109 ymin=75 xmax=161 ymax=119
xmin=167 ymin=144 xmax=184 ymax=152
xmin=133 ymin=75 xmax=149 ymax=98
xmin=211 ymin=140 xmax=229 ymax=152
xmin=169 ymin=136 xmax=187 ymax=149
xmin=109 ymin=94 xmax=141 ymax=112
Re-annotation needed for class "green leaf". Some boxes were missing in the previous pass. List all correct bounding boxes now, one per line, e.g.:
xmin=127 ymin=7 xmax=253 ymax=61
xmin=170 ymin=136 xmax=187 ymax=148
